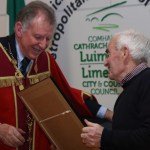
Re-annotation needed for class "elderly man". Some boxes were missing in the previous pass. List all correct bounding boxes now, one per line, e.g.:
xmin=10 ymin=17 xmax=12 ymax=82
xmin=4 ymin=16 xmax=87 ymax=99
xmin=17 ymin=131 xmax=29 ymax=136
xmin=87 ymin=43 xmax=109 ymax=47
xmin=81 ymin=29 xmax=150 ymax=150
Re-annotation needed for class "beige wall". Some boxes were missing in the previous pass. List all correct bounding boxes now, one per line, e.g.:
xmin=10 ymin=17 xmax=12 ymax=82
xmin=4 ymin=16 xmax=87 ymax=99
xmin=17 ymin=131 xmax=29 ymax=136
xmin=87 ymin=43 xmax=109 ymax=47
xmin=0 ymin=0 xmax=9 ymax=36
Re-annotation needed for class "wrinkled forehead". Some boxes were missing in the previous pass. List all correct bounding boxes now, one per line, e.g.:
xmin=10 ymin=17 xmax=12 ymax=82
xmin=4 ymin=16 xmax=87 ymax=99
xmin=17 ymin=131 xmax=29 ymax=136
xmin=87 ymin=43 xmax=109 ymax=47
xmin=105 ymin=36 xmax=119 ymax=54
xmin=108 ymin=36 xmax=118 ymax=49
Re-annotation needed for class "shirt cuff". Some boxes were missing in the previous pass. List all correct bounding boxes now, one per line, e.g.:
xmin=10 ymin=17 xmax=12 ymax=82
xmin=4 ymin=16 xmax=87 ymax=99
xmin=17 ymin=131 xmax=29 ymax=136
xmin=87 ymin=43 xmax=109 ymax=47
xmin=96 ymin=105 xmax=107 ymax=119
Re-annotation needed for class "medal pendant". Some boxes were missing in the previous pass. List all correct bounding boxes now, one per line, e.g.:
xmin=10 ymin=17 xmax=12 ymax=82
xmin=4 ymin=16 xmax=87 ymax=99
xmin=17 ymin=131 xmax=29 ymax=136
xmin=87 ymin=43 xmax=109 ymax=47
xmin=19 ymin=84 xmax=24 ymax=91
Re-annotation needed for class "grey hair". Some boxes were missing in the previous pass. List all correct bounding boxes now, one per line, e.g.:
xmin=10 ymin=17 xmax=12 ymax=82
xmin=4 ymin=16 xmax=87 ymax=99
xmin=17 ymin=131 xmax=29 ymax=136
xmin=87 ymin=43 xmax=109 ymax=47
xmin=16 ymin=0 xmax=56 ymax=31
xmin=114 ymin=29 xmax=150 ymax=66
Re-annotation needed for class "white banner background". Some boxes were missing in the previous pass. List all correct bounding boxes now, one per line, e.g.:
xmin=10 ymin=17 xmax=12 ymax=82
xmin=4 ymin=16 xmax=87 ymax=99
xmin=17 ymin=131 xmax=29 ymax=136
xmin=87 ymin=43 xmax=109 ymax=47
xmin=24 ymin=0 xmax=150 ymax=110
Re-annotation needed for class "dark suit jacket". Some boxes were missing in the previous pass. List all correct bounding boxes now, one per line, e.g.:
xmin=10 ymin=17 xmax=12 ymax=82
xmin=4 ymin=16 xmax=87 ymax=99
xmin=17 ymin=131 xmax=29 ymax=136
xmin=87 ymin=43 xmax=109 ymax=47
xmin=0 ymin=34 xmax=17 ymax=60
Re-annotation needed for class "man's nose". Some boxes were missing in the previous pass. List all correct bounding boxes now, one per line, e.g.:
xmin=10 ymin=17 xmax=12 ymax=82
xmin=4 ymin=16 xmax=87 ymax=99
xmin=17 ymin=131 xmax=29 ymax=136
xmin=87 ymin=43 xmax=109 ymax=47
xmin=103 ymin=59 xmax=108 ymax=66
xmin=39 ymin=39 xmax=47 ymax=49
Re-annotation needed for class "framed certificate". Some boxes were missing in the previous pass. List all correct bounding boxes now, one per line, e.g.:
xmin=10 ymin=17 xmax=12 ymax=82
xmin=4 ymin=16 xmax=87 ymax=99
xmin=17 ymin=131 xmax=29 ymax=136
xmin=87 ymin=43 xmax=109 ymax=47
xmin=18 ymin=77 xmax=98 ymax=150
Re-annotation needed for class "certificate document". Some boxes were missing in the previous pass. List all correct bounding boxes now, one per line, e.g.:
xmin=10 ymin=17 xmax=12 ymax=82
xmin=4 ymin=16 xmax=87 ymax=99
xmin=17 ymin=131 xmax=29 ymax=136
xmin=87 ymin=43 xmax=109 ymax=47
xmin=18 ymin=77 xmax=98 ymax=150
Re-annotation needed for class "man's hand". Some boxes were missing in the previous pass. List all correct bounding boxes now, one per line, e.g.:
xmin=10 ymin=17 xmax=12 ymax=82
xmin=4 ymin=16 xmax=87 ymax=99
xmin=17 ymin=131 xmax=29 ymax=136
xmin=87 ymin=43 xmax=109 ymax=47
xmin=81 ymin=119 xmax=104 ymax=148
xmin=0 ymin=123 xmax=25 ymax=147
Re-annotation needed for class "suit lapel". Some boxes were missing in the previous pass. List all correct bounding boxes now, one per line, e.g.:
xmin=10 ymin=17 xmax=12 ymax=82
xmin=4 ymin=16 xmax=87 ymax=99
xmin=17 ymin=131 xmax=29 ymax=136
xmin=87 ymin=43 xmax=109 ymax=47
xmin=0 ymin=33 xmax=17 ymax=60
xmin=6 ymin=34 xmax=17 ymax=60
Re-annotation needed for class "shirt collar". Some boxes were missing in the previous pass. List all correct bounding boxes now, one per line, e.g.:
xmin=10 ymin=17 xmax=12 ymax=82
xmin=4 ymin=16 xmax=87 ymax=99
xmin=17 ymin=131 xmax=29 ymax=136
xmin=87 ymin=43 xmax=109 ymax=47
xmin=121 ymin=63 xmax=148 ymax=86
xmin=16 ymin=39 xmax=24 ymax=68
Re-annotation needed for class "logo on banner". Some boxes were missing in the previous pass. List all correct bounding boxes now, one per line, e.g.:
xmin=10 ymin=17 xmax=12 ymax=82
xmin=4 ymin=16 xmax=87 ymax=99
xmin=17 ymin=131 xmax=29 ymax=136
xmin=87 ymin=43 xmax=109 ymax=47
xmin=85 ymin=1 xmax=127 ymax=32
xmin=49 ymin=0 xmax=89 ymax=58
xmin=72 ymin=1 xmax=128 ymax=96
xmin=49 ymin=0 xmax=128 ymax=58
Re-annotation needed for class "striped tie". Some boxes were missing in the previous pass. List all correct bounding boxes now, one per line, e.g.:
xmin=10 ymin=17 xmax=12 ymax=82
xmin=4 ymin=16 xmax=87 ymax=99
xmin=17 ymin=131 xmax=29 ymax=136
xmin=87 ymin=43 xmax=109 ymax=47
xmin=20 ymin=57 xmax=30 ymax=76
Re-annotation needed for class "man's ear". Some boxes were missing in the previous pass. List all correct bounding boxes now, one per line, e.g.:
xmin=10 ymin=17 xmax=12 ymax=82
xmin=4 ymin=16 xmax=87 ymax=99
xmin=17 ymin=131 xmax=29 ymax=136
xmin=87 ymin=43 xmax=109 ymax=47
xmin=121 ymin=46 xmax=130 ymax=60
xmin=14 ymin=21 xmax=23 ymax=37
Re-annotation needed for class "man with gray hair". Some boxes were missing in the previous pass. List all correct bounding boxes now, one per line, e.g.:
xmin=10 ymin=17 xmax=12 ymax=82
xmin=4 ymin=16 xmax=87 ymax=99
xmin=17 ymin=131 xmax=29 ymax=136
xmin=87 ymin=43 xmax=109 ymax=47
xmin=81 ymin=29 xmax=150 ymax=150
xmin=0 ymin=1 xmax=98 ymax=150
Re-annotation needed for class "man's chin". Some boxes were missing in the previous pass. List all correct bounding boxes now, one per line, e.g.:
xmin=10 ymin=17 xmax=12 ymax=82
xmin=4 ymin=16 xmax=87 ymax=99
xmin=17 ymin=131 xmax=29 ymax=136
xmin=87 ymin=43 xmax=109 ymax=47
xmin=29 ymin=53 xmax=41 ymax=60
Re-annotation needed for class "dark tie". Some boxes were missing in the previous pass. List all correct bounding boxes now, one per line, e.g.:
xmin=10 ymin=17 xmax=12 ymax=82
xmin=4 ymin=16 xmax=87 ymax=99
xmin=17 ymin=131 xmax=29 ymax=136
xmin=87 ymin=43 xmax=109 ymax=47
xmin=20 ymin=57 xmax=30 ymax=76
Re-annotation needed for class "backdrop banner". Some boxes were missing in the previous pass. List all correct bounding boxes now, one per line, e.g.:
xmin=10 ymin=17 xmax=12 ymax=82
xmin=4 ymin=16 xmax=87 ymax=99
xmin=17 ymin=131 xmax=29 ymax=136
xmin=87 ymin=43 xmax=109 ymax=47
xmin=23 ymin=0 xmax=150 ymax=110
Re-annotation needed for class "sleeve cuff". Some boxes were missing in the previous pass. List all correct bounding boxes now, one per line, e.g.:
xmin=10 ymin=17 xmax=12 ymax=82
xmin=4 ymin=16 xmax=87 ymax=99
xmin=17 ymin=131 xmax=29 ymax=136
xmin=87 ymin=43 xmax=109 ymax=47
xmin=96 ymin=106 xmax=107 ymax=119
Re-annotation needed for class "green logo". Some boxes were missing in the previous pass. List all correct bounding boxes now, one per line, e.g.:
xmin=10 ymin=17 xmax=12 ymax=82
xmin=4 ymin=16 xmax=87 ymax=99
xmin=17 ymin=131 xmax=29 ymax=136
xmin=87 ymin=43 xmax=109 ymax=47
xmin=86 ymin=1 xmax=127 ymax=32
